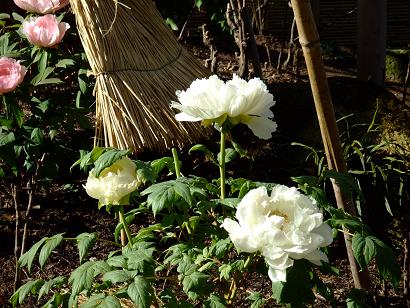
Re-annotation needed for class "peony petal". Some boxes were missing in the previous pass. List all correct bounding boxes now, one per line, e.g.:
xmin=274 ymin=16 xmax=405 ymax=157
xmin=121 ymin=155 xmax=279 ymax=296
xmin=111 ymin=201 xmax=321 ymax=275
xmin=246 ymin=116 xmax=277 ymax=140
xmin=268 ymin=266 xmax=287 ymax=282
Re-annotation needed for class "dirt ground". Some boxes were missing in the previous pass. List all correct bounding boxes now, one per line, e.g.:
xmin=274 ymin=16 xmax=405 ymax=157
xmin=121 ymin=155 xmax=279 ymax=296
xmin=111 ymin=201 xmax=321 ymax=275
xmin=0 ymin=41 xmax=409 ymax=307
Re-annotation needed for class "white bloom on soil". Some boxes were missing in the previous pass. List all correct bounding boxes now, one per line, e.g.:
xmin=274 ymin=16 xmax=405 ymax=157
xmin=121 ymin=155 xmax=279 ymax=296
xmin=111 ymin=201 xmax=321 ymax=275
xmin=221 ymin=185 xmax=333 ymax=282
xmin=84 ymin=157 xmax=140 ymax=206
xmin=171 ymin=74 xmax=277 ymax=139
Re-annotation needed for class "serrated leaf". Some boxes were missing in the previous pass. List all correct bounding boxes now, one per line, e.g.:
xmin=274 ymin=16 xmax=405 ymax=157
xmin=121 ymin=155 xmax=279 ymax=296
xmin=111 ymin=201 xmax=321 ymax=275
xmin=272 ymin=260 xmax=315 ymax=306
xmin=189 ymin=144 xmax=217 ymax=164
xmin=11 ymin=279 xmax=44 ymax=306
xmin=135 ymin=160 xmax=156 ymax=184
xmin=142 ymin=180 xmax=192 ymax=216
xmin=38 ymin=276 xmax=66 ymax=301
xmin=217 ymin=148 xmax=237 ymax=164
xmin=93 ymin=148 xmax=130 ymax=177
xmin=81 ymin=293 xmax=121 ymax=308
xmin=150 ymin=156 xmax=175 ymax=176
xmin=127 ymin=276 xmax=153 ymax=308
xmin=56 ymin=58 xmax=75 ymax=68
xmin=39 ymin=233 xmax=64 ymax=268
xmin=76 ymin=232 xmax=97 ymax=263
xmin=19 ymin=237 xmax=47 ymax=273
xmin=102 ymin=270 xmax=133 ymax=284
xmin=351 ymin=234 xmax=376 ymax=269
xmin=346 ymin=288 xmax=366 ymax=308
xmin=247 ymin=292 xmax=266 ymax=308
xmin=182 ymin=271 xmax=209 ymax=294
xmin=70 ymin=147 xmax=105 ymax=171
xmin=372 ymin=237 xmax=401 ymax=288
xmin=69 ymin=261 xmax=106 ymax=296
xmin=107 ymin=255 xmax=127 ymax=268
xmin=219 ymin=264 xmax=232 ymax=281
xmin=203 ymin=293 xmax=226 ymax=308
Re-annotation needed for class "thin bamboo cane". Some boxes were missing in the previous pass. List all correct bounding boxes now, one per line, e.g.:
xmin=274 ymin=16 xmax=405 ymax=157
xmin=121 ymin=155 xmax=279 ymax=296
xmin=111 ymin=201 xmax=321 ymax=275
xmin=70 ymin=0 xmax=211 ymax=152
xmin=290 ymin=0 xmax=370 ymax=290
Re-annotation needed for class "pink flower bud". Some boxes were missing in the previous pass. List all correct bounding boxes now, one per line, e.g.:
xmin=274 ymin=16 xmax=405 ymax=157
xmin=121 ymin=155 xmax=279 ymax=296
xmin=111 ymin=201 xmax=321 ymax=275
xmin=13 ymin=0 xmax=69 ymax=14
xmin=0 ymin=57 xmax=27 ymax=95
xmin=22 ymin=14 xmax=70 ymax=48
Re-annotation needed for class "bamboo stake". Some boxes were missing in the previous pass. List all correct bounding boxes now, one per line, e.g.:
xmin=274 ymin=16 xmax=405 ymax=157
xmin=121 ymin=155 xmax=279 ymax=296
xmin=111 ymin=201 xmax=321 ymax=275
xmin=290 ymin=0 xmax=370 ymax=290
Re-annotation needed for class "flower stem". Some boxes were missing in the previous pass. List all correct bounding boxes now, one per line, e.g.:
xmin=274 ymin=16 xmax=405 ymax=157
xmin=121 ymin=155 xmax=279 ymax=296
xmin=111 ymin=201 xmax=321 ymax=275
xmin=172 ymin=148 xmax=181 ymax=179
xmin=118 ymin=205 xmax=133 ymax=246
xmin=219 ymin=130 xmax=227 ymax=200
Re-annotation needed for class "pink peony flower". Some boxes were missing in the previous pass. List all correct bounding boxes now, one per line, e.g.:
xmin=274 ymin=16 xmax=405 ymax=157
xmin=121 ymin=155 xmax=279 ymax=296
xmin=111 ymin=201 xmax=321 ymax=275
xmin=13 ymin=0 xmax=69 ymax=14
xmin=0 ymin=57 xmax=27 ymax=95
xmin=22 ymin=14 xmax=70 ymax=48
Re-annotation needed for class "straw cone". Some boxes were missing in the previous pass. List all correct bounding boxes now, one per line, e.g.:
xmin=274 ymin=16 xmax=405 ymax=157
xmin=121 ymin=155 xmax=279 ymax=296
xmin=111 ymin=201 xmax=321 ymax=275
xmin=69 ymin=0 xmax=211 ymax=152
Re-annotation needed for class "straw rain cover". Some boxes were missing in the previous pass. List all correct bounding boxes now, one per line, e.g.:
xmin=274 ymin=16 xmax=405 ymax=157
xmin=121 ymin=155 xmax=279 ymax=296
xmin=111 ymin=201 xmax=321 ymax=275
xmin=70 ymin=0 xmax=211 ymax=152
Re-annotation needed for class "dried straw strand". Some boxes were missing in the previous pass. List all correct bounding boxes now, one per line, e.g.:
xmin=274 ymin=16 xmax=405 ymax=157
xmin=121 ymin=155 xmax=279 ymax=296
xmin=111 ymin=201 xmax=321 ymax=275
xmin=70 ymin=0 xmax=211 ymax=152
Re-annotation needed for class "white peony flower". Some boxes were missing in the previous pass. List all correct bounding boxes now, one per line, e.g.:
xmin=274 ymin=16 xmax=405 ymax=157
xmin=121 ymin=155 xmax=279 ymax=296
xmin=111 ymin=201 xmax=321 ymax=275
xmin=171 ymin=75 xmax=277 ymax=139
xmin=221 ymin=185 xmax=333 ymax=282
xmin=84 ymin=157 xmax=141 ymax=206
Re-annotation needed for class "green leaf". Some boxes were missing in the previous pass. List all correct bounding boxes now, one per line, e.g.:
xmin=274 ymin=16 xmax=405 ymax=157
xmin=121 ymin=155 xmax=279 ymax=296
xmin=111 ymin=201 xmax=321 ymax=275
xmin=102 ymin=270 xmax=133 ymax=284
xmin=56 ymin=59 xmax=75 ymax=68
xmin=38 ymin=276 xmax=66 ymax=301
xmin=189 ymin=144 xmax=217 ymax=164
xmin=165 ymin=18 xmax=178 ymax=31
xmin=346 ymin=288 xmax=366 ymax=308
xmin=372 ymin=238 xmax=401 ymax=288
xmin=142 ymin=179 xmax=193 ymax=216
xmin=135 ymin=160 xmax=156 ymax=184
xmin=35 ymin=78 xmax=63 ymax=86
xmin=150 ymin=156 xmax=175 ymax=176
xmin=31 ymin=127 xmax=44 ymax=144
xmin=194 ymin=0 xmax=203 ymax=10
xmin=0 ymin=13 xmax=10 ymax=20
xmin=76 ymin=232 xmax=97 ymax=263
xmin=351 ymin=234 xmax=376 ymax=270
xmin=71 ymin=147 xmax=105 ymax=171
xmin=127 ymin=276 xmax=153 ymax=308
xmin=125 ymin=248 xmax=155 ymax=272
xmin=218 ymin=264 xmax=231 ymax=281
xmin=11 ymin=279 xmax=44 ymax=306
xmin=246 ymin=292 xmax=266 ymax=308
xmin=217 ymin=148 xmax=237 ymax=164
xmin=203 ymin=293 xmax=226 ymax=308
xmin=107 ymin=255 xmax=127 ymax=268
xmin=0 ymin=132 xmax=15 ymax=146
xmin=4 ymin=96 xmax=24 ymax=127
xmin=81 ymin=294 xmax=121 ymax=308
xmin=69 ymin=261 xmax=109 ymax=296
xmin=323 ymin=169 xmax=363 ymax=198
xmin=93 ymin=148 xmax=130 ymax=177
xmin=182 ymin=271 xmax=209 ymax=295
xmin=19 ymin=237 xmax=47 ymax=273
xmin=272 ymin=260 xmax=315 ymax=306
xmin=12 ymin=12 xmax=24 ymax=23
xmin=38 ymin=50 xmax=48 ymax=75
xmin=39 ymin=233 xmax=64 ymax=268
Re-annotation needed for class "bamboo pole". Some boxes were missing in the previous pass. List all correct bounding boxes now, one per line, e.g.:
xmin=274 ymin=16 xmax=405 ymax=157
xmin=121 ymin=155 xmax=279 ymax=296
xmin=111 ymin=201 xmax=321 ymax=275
xmin=290 ymin=0 xmax=370 ymax=290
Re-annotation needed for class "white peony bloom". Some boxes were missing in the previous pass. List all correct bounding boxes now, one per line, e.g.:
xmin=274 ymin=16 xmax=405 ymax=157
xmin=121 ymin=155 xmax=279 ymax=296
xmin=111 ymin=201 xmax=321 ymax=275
xmin=221 ymin=185 xmax=333 ymax=282
xmin=84 ymin=157 xmax=141 ymax=206
xmin=171 ymin=75 xmax=277 ymax=139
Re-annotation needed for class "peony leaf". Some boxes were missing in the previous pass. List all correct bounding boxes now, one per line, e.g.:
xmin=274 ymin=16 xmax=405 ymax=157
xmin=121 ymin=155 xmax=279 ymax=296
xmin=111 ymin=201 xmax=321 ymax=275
xmin=69 ymin=261 xmax=110 ymax=296
xmin=272 ymin=260 xmax=315 ymax=306
xmin=93 ymin=148 xmax=130 ymax=177
xmin=346 ymin=288 xmax=366 ymax=308
xmin=102 ymin=270 xmax=133 ymax=284
xmin=37 ymin=276 xmax=67 ymax=301
xmin=217 ymin=148 xmax=237 ymax=164
xmin=203 ymin=293 xmax=227 ymax=308
xmin=19 ymin=237 xmax=47 ymax=273
xmin=189 ymin=144 xmax=217 ymax=165
xmin=39 ymin=233 xmax=64 ymax=268
xmin=135 ymin=160 xmax=156 ymax=184
xmin=81 ymin=293 xmax=121 ymax=308
xmin=246 ymin=292 xmax=266 ymax=308
xmin=127 ymin=276 xmax=154 ymax=308
xmin=151 ymin=156 xmax=175 ymax=176
xmin=76 ymin=232 xmax=97 ymax=263
xmin=10 ymin=279 xmax=44 ymax=306
xmin=372 ymin=237 xmax=401 ymax=288
xmin=351 ymin=233 xmax=376 ymax=270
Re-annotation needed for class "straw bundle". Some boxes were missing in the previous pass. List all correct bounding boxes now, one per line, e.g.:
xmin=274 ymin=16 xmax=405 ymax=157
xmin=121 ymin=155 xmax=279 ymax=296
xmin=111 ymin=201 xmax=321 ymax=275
xmin=69 ymin=0 xmax=211 ymax=152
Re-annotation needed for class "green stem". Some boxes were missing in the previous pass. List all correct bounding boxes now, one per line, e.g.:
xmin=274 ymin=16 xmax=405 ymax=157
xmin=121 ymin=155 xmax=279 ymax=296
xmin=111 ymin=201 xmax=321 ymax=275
xmin=172 ymin=148 xmax=181 ymax=179
xmin=118 ymin=205 xmax=134 ymax=246
xmin=219 ymin=130 xmax=227 ymax=200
